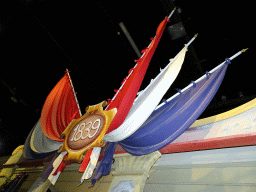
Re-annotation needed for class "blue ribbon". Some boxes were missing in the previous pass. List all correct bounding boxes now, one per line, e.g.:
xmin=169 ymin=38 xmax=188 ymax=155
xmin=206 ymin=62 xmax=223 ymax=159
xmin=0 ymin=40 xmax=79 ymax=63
xmin=91 ymin=142 xmax=117 ymax=186
xmin=191 ymin=81 xmax=196 ymax=88
xmin=225 ymin=58 xmax=231 ymax=65
xmin=206 ymin=71 xmax=211 ymax=79
xmin=175 ymin=88 xmax=182 ymax=94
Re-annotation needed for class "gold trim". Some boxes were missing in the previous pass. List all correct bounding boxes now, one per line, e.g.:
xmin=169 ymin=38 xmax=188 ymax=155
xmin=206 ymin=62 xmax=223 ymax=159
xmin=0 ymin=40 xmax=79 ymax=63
xmin=59 ymin=101 xmax=117 ymax=163
xmin=12 ymin=145 xmax=24 ymax=156
xmin=190 ymin=97 xmax=256 ymax=128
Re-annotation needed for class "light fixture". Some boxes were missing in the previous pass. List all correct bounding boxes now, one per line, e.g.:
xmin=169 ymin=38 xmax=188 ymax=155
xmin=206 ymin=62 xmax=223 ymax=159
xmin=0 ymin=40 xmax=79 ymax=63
xmin=167 ymin=22 xmax=187 ymax=40
xmin=239 ymin=91 xmax=244 ymax=97
xmin=221 ymin=95 xmax=227 ymax=101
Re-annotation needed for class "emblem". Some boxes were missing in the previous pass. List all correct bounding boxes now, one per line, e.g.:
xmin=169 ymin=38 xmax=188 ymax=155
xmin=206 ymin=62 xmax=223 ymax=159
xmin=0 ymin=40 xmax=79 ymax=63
xmin=59 ymin=101 xmax=117 ymax=163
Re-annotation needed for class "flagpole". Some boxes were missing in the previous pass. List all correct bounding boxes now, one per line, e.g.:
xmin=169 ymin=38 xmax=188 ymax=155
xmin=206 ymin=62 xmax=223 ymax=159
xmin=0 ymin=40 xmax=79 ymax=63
xmin=164 ymin=33 xmax=198 ymax=74
xmin=156 ymin=48 xmax=248 ymax=110
xmin=168 ymin=7 xmax=176 ymax=20
xmin=170 ymin=33 xmax=198 ymax=63
xmin=66 ymin=69 xmax=82 ymax=116
xmin=134 ymin=34 xmax=198 ymax=102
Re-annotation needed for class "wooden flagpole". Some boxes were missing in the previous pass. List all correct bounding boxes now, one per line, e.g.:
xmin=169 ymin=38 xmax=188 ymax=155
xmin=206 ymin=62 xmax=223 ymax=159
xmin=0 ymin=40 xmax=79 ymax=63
xmin=66 ymin=69 xmax=82 ymax=116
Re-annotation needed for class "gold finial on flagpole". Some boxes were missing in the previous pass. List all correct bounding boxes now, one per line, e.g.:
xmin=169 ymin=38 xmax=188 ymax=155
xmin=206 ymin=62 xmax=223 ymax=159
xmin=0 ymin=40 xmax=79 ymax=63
xmin=194 ymin=33 xmax=198 ymax=38
xmin=168 ymin=7 xmax=177 ymax=19
xmin=241 ymin=48 xmax=248 ymax=53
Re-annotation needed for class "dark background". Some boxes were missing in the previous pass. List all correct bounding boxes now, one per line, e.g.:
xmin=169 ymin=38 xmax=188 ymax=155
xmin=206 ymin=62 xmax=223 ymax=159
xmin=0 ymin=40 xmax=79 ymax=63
xmin=0 ymin=0 xmax=253 ymax=156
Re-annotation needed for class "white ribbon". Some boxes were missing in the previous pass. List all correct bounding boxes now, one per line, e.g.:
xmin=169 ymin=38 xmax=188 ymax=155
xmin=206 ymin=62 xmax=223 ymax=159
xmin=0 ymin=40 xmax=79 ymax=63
xmin=48 ymin=151 xmax=67 ymax=185
xmin=79 ymin=147 xmax=102 ymax=185
xmin=104 ymin=45 xmax=188 ymax=142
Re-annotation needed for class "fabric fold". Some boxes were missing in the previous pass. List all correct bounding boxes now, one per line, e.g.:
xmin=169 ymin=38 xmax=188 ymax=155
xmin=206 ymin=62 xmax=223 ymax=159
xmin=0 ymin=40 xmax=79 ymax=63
xmin=104 ymin=45 xmax=187 ymax=142
xmin=91 ymin=143 xmax=117 ymax=186
xmin=119 ymin=62 xmax=229 ymax=156
xmin=105 ymin=17 xmax=168 ymax=134
xmin=40 ymin=74 xmax=81 ymax=141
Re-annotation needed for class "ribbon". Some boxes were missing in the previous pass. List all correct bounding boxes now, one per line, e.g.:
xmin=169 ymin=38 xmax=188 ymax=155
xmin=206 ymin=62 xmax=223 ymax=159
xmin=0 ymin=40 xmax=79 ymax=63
xmin=47 ymin=151 xmax=67 ymax=185
xmin=41 ymin=152 xmax=61 ymax=181
xmin=206 ymin=71 xmax=211 ymax=79
xmin=225 ymin=58 xmax=231 ymax=65
xmin=69 ymin=109 xmax=80 ymax=123
xmin=191 ymin=81 xmax=196 ymax=88
xmin=107 ymin=99 xmax=113 ymax=105
xmin=79 ymin=148 xmax=93 ymax=172
xmin=141 ymin=48 xmax=149 ymax=53
xmin=91 ymin=143 xmax=117 ymax=186
xmin=176 ymin=88 xmax=182 ymax=94
xmin=52 ymin=159 xmax=72 ymax=176
xmin=134 ymin=58 xmax=142 ymax=63
xmin=80 ymin=147 xmax=102 ymax=184
xmin=128 ymin=68 xmax=134 ymax=74
xmin=121 ymin=76 xmax=128 ymax=85
xmin=162 ymin=99 xmax=168 ymax=104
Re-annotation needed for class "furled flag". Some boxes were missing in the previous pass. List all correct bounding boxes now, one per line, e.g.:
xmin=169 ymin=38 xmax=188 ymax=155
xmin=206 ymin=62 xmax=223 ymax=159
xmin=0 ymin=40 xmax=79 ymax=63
xmin=40 ymin=72 xmax=81 ymax=142
xmin=105 ymin=16 xmax=169 ymax=134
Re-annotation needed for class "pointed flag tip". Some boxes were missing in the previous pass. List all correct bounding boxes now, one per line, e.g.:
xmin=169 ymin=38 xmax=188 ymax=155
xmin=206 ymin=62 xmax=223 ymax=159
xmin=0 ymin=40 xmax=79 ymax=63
xmin=241 ymin=48 xmax=248 ymax=53
xmin=174 ymin=7 xmax=177 ymax=11
xmin=194 ymin=33 xmax=198 ymax=38
xmin=77 ymin=180 xmax=83 ymax=187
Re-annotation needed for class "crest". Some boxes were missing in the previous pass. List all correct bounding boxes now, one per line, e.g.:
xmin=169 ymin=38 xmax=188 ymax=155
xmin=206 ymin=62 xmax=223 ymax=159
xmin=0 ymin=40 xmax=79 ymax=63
xmin=59 ymin=101 xmax=117 ymax=163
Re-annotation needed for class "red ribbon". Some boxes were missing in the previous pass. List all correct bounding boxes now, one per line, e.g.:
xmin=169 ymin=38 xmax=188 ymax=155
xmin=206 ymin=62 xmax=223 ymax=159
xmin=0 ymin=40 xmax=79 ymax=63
xmin=79 ymin=149 xmax=93 ymax=172
xmin=107 ymin=99 xmax=113 ymax=104
xmin=121 ymin=76 xmax=128 ymax=85
xmin=69 ymin=109 xmax=81 ymax=123
xmin=141 ymin=48 xmax=149 ymax=53
xmin=134 ymin=58 xmax=142 ymax=63
xmin=128 ymin=68 xmax=134 ymax=74
xmin=52 ymin=154 xmax=72 ymax=176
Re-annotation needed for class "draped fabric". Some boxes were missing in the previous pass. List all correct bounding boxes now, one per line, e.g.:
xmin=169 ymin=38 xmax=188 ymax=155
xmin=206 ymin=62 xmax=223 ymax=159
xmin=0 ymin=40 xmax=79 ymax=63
xmin=23 ymin=73 xmax=80 ymax=159
xmin=104 ymin=45 xmax=187 ymax=142
xmin=40 ymin=73 xmax=81 ymax=141
xmin=173 ymin=98 xmax=256 ymax=143
xmin=23 ymin=121 xmax=55 ymax=160
xmin=91 ymin=142 xmax=117 ymax=186
xmin=80 ymin=147 xmax=101 ymax=181
xmin=119 ymin=62 xmax=229 ymax=156
xmin=30 ymin=120 xmax=63 ymax=153
xmin=47 ymin=151 xmax=67 ymax=185
xmin=41 ymin=152 xmax=61 ymax=181
xmin=105 ymin=17 xmax=168 ymax=134
xmin=79 ymin=148 xmax=93 ymax=172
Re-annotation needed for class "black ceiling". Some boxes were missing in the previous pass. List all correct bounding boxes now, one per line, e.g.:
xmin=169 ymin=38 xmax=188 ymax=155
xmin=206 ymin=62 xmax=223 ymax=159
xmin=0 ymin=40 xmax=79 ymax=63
xmin=0 ymin=0 xmax=253 ymax=156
